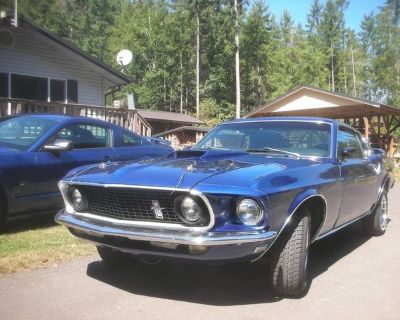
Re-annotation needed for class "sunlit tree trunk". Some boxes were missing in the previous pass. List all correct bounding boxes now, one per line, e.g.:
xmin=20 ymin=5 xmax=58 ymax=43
xmin=196 ymin=6 xmax=200 ymax=118
xmin=351 ymin=45 xmax=357 ymax=96
xmin=234 ymin=0 xmax=241 ymax=119
xmin=331 ymin=42 xmax=335 ymax=91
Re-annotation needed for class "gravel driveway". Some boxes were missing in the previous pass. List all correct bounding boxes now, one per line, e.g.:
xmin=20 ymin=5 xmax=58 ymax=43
xmin=1 ymin=185 xmax=399 ymax=320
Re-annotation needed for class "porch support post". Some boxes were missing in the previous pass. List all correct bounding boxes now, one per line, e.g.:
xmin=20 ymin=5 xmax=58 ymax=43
xmin=388 ymin=136 xmax=395 ymax=157
xmin=363 ymin=117 xmax=370 ymax=140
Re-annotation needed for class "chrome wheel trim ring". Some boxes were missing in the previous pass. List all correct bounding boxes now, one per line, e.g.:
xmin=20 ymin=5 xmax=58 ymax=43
xmin=379 ymin=194 xmax=388 ymax=231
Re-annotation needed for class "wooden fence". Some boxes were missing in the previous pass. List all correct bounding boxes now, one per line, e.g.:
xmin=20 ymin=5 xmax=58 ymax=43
xmin=0 ymin=97 xmax=151 ymax=136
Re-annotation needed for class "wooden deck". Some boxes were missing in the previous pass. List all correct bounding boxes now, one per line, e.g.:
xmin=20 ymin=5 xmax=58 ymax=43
xmin=0 ymin=98 xmax=152 ymax=136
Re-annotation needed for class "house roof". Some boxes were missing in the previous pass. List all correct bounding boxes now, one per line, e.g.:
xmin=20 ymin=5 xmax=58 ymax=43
xmin=154 ymin=125 xmax=211 ymax=137
xmin=1 ymin=13 xmax=130 ymax=86
xmin=137 ymin=109 xmax=205 ymax=125
xmin=244 ymin=85 xmax=400 ymax=118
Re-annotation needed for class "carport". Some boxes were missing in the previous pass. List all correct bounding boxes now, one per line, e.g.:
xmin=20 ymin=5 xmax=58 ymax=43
xmin=244 ymin=86 xmax=400 ymax=157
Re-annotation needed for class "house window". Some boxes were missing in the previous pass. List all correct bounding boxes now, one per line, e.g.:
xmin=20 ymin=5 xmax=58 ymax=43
xmin=11 ymin=74 xmax=47 ymax=101
xmin=0 ymin=73 xmax=8 ymax=98
xmin=67 ymin=79 xmax=78 ymax=103
xmin=50 ymin=79 xmax=65 ymax=103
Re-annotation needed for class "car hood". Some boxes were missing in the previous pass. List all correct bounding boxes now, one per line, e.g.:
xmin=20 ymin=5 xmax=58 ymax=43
xmin=68 ymin=150 xmax=324 ymax=190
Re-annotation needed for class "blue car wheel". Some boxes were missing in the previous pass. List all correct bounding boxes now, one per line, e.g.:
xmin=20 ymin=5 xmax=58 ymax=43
xmin=270 ymin=207 xmax=311 ymax=297
xmin=362 ymin=192 xmax=389 ymax=236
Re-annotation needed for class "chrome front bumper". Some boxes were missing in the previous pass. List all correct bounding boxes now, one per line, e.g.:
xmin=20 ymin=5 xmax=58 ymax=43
xmin=55 ymin=210 xmax=277 ymax=247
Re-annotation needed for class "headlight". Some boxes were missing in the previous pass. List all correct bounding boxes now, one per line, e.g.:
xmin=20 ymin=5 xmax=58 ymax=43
xmin=178 ymin=196 xmax=203 ymax=223
xmin=236 ymin=198 xmax=263 ymax=226
xmin=69 ymin=188 xmax=87 ymax=212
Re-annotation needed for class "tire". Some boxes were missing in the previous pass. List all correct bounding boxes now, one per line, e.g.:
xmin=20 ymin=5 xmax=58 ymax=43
xmin=96 ymin=246 xmax=131 ymax=267
xmin=270 ymin=208 xmax=311 ymax=297
xmin=362 ymin=192 xmax=388 ymax=236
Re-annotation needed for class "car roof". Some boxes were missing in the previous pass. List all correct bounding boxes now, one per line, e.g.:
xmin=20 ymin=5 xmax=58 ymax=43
xmin=4 ymin=113 xmax=113 ymax=126
xmin=225 ymin=116 xmax=338 ymax=125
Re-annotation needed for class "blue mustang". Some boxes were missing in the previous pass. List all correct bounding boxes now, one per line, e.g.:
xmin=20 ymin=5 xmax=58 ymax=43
xmin=0 ymin=114 xmax=173 ymax=227
xmin=55 ymin=117 xmax=393 ymax=297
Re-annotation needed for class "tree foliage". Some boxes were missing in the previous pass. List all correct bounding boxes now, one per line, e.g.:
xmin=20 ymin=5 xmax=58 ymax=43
xmin=14 ymin=0 xmax=400 ymax=123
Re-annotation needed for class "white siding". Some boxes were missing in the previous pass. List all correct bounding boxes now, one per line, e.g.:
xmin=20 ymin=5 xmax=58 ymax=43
xmin=0 ymin=26 xmax=114 ymax=106
xmin=275 ymin=95 xmax=339 ymax=112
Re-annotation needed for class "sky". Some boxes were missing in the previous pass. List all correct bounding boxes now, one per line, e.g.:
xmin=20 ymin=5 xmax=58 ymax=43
xmin=266 ymin=0 xmax=386 ymax=32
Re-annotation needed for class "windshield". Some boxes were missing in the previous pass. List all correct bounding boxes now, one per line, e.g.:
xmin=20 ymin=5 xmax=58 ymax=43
xmin=193 ymin=121 xmax=332 ymax=158
xmin=0 ymin=116 xmax=58 ymax=151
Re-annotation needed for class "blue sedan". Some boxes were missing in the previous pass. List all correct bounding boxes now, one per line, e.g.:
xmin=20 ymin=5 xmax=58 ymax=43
xmin=55 ymin=117 xmax=393 ymax=297
xmin=0 ymin=114 xmax=173 ymax=227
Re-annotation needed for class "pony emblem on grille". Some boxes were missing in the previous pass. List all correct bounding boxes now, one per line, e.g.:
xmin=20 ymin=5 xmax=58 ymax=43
xmin=151 ymin=200 xmax=164 ymax=219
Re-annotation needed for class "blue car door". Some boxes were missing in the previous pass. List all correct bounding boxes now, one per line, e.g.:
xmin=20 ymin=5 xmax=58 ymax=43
xmin=31 ymin=122 xmax=117 ymax=211
xmin=336 ymin=126 xmax=378 ymax=226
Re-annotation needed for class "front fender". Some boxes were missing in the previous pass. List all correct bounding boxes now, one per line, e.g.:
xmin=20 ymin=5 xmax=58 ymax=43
xmin=288 ymin=189 xmax=322 ymax=214
xmin=374 ymin=173 xmax=392 ymax=208
xmin=253 ymin=189 xmax=327 ymax=262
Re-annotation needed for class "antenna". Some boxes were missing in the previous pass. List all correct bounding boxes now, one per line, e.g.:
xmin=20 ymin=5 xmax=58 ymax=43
xmin=14 ymin=0 xmax=17 ymax=27
xmin=116 ymin=49 xmax=133 ymax=67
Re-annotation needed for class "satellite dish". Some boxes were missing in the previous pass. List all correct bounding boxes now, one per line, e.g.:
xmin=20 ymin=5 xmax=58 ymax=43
xmin=116 ymin=49 xmax=133 ymax=66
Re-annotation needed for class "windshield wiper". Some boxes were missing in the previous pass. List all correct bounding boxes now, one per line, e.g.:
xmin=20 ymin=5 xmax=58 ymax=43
xmin=246 ymin=147 xmax=301 ymax=158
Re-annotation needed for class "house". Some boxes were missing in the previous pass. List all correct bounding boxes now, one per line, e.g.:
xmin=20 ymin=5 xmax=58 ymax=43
xmin=0 ymin=12 xmax=152 ymax=135
xmin=244 ymin=85 xmax=400 ymax=156
xmin=154 ymin=125 xmax=210 ymax=149
xmin=0 ymin=13 xmax=129 ymax=106
xmin=137 ymin=109 xmax=206 ymax=135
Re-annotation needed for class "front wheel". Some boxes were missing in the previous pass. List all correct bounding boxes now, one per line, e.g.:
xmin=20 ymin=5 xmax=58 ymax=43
xmin=362 ymin=192 xmax=388 ymax=236
xmin=269 ymin=208 xmax=311 ymax=297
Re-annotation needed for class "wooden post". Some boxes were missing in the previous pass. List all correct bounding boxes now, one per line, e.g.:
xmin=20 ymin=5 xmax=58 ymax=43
xmin=378 ymin=115 xmax=381 ymax=136
xmin=363 ymin=117 xmax=370 ymax=140
xmin=388 ymin=136 xmax=394 ymax=157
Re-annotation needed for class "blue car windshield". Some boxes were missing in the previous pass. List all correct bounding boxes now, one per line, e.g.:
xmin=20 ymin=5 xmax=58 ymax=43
xmin=0 ymin=116 xmax=57 ymax=151
xmin=193 ymin=121 xmax=332 ymax=158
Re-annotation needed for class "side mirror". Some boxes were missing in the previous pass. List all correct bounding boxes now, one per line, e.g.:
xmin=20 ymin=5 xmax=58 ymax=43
xmin=341 ymin=146 xmax=356 ymax=160
xmin=43 ymin=139 xmax=73 ymax=152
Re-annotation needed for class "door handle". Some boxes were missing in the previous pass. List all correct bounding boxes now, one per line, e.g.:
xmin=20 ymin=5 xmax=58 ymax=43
xmin=103 ymin=156 xmax=110 ymax=161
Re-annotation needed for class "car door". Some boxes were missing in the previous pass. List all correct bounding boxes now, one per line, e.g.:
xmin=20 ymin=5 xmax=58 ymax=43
xmin=31 ymin=122 xmax=117 ymax=212
xmin=335 ymin=126 xmax=379 ymax=227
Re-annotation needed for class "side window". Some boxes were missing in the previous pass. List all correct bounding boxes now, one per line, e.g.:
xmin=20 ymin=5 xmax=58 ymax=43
xmin=337 ymin=128 xmax=364 ymax=160
xmin=121 ymin=132 xmax=142 ymax=146
xmin=56 ymin=124 xmax=111 ymax=149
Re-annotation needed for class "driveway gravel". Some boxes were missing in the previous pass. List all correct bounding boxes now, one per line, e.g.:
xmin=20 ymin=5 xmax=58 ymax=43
xmin=1 ymin=185 xmax=399 ymax=320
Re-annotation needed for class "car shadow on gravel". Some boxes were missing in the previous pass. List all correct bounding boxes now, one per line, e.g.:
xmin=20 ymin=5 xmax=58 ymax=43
xmin=86 ymin=221 xmax=371 ymax=306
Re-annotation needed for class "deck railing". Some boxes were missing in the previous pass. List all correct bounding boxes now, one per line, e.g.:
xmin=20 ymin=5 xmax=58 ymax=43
xmin=0 ymin=97 xmax=151 ymax=136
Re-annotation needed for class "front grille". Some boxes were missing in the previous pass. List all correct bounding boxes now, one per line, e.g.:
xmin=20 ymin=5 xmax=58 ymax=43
xmin=74 ymin=185 xmax=209 ymax=225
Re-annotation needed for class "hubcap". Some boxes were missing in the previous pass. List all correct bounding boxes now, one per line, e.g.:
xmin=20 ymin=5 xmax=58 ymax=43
xmin=379 ymin=195 xmax=388 ymax=231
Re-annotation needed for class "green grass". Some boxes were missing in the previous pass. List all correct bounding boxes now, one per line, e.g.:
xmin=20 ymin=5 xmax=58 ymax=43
xmin=393 ymin=167 xmax=400 ymax=181
xmin=0 ymin=219 xmax=96 ymax=276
